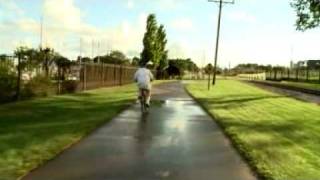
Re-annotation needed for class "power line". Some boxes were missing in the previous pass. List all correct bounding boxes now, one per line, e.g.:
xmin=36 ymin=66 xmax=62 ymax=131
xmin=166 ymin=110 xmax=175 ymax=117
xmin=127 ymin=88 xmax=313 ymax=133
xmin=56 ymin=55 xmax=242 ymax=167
xmin=208 ymin=0 xmax=234 ymax=88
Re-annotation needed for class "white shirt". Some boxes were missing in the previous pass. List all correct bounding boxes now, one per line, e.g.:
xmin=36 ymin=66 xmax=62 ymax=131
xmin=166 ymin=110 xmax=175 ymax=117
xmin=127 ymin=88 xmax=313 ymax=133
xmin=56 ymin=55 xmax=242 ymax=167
xmin=134 ymin=68 xmax=154 ymax=90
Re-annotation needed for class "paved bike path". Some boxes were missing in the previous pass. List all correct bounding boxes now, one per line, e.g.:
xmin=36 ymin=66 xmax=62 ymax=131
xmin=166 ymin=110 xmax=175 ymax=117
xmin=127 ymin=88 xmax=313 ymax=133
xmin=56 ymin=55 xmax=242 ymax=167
xmin=23 ymin=82 xmax=257 ymax=180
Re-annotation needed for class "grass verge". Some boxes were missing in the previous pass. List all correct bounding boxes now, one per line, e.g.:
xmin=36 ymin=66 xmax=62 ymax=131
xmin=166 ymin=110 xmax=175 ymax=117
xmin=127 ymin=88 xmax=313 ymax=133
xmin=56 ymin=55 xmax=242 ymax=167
xmin=186 ymin=80 xmax=320 ymax=180
xmin=281 ymin=81 xmax=320 ymax=91
xmin=0 ymin=84 xmax=140 ymax=180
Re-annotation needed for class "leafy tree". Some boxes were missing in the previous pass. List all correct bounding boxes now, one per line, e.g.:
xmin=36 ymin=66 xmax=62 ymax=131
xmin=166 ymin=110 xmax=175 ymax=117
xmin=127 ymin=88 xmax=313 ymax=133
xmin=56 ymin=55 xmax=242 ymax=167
xmin=292 ymin=0 xmax=320 ymax=30
xmin=96 ymin=50 xmax=130 ymax=65
xmin=41 ymin=47 xmax=55 ymax=77
xmin=131 ymin=57 xmax=140 ymax=66
xmin=81 ymin=57 xmax=92 ymax=63
xmin=54 ymin=55 xmax=71 ymax=80
xmin=141 ymin=14 xmax=158 ymax=66
xmin=204 ymin=63 xmax=214 ymax=75
xmin=168 ymin=58 xmax=199 ymax=76
xmin=157 ymin=25 xmax=168 ymax=70
xmin=14 ymin=47 xmax=30 ymax=99
xmin=0 ymin=54 xmax=14 ymax=69
xmin=109 ymin=50 xmax=128 ymax=63
xmin=140 ymin=14 xmax=169 ymax=79
xmin=0 ymin=55 xmax=16 ymax=102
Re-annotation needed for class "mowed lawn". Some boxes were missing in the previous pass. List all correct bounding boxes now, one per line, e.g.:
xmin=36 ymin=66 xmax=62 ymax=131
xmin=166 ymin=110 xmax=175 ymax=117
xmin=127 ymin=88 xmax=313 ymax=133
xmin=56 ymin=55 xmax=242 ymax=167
xmin=0 ymin=84 xmax=137 ymax=180
xmin=186 ymin=80 xmax=320 ymax=180
xmin=282 ymin=81 xmax=320 ymax=91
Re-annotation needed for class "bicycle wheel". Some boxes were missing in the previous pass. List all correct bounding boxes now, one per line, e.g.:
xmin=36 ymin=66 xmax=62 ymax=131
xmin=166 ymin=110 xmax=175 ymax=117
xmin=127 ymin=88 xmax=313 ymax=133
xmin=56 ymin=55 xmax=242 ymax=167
xmin=140 ymin=94 xmax=146 ymax=113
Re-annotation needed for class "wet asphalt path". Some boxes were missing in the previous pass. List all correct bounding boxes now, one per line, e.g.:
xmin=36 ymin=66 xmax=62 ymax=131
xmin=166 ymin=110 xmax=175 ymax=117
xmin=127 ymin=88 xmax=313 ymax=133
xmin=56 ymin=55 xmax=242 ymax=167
xmin=23 ymin=82 xmax=257 ymax=180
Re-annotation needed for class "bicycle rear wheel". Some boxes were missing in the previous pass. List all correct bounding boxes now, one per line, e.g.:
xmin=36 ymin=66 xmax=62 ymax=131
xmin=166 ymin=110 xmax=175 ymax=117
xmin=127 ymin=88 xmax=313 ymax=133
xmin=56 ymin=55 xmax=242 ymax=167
xmin=140 ymin=89 xmax=149 ymax=113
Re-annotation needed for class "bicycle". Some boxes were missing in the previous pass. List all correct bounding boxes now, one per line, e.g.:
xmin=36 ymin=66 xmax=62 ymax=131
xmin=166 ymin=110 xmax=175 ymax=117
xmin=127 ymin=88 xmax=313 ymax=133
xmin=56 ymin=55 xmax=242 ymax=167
xmin=139 ymin=89 xmax=149 ymax=114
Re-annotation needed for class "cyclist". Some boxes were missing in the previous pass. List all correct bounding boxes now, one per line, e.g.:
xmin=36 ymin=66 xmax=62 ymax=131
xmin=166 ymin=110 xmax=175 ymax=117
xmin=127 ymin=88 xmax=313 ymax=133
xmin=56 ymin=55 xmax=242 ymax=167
xmin=134 ymin=61 xmax=154 ymax=108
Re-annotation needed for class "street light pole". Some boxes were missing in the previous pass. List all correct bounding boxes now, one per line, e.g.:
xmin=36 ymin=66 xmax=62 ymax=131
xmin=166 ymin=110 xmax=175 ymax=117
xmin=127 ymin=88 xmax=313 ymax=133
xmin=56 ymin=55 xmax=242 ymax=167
xmin=208 ymin=0 xmax=234 ymax=86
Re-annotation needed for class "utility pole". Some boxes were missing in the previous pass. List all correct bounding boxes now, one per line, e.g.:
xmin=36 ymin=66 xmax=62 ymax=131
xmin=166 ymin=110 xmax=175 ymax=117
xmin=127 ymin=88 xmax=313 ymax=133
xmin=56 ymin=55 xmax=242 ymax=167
xmin=79 ymin=38 xmax=83 ymax=63
xmin=40 ymin=15 xmax=43 ymax=49
xmin=91 ymin=39 xmax=94 ymax=59
xmin=97 ymin=41 xmax=101 ymax=63
xmin=202 ymin=50 xmax=206 ymax=80
xmin=208 ymin=0 xmax=234 ymax=86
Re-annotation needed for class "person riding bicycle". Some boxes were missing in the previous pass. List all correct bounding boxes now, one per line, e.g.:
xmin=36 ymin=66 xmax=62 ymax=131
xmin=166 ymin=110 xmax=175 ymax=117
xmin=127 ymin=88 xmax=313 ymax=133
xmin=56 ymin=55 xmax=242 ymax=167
xmin=134 ymin=61 xmax=154 ymax=108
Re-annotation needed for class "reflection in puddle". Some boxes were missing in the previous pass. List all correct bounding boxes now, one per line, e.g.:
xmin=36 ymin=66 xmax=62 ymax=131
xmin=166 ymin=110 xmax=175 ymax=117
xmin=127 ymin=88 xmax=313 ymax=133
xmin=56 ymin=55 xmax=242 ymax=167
xmin=163 ymin=99 xmax=191 ymax=134
xmin=167 ymin=120 xmax=187 ymax=133
xmin=156 ymin=170 xmax=171 ymax=178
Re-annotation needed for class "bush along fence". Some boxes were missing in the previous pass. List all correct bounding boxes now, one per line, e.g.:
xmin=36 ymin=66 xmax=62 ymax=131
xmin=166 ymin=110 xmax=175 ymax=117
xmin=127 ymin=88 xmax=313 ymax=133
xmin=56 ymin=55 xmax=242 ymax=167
xmin=266 ymin=68 xmax=320 ymax=82
xmin=0 ymin=61 xmax=140 ymax=103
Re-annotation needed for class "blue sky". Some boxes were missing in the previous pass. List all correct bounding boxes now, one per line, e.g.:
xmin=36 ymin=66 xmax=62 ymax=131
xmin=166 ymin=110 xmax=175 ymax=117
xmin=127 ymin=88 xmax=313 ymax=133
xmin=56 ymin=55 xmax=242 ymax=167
xmin=1 ymin=0 xmax=320 ymax=67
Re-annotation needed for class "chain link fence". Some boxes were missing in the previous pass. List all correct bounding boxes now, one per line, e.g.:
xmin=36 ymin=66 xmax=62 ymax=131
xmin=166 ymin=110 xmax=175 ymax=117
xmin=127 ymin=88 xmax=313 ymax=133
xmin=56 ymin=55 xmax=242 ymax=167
xmin=266 ymin=69 xmax=320 ymax=82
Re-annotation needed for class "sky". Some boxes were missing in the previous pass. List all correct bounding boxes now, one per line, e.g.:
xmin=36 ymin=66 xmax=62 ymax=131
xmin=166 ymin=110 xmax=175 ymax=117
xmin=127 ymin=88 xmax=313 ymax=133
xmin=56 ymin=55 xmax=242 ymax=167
xmin=1 ymin=0 xmax=320 ymax=68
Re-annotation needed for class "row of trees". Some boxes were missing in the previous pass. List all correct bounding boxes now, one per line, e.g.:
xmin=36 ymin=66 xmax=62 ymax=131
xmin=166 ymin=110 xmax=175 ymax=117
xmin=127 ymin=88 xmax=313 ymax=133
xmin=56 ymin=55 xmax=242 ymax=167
xmin=80 ymin=50 xmax=131 ymax=65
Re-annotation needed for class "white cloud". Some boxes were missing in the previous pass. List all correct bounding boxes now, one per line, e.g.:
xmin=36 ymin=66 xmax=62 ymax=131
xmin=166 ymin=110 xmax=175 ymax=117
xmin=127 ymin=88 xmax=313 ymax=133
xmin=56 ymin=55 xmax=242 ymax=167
xmin=171 ymin=18 xmax=194 ymax=31
xmin=40 ymin=0 xmax=146 ymax=59
xmin=43 ymin=0 xmax=95 ymax=34
xmin=0 ymin=0 xmax=148 ymax=59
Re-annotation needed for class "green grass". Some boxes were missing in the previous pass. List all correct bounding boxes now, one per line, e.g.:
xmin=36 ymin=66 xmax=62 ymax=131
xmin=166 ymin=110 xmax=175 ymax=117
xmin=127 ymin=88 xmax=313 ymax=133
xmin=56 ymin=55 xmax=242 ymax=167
xmin=186 ymin=80 xmax=320 ymax=180
xmin=281 ymin=81 xmax=320 ymax=91
xmin=0 ymin=84 xmax=138 ymax=180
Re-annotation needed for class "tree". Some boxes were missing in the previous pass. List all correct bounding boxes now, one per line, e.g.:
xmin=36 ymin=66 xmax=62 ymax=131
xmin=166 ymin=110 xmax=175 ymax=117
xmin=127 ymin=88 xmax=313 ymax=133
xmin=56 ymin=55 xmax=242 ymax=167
xmin=97 ymin=50 xmax=130 ymax=65
xmin=54 ymin=55 xmax=71 ymax=80
xmin=109 ymin=50 xmax=127 ymax=62
xmin=292 ymin=0 xmax=320 ymax=31
xmin=155 ymin=25 xmax=169 ymax=79
xmin=0 ymin=54 xmax=16 ymax=102
xmin=140 ymin=14 xmax=169 ymax=78
xmin=131 ymin=57 xmax=140 ymax=66
xmin=167 ymin=58 xmax=199 ymax=76
xmin=204 ymin=63 xmax=214 ymax=75
xmin=54 ymin=55 xmax=71 ymax=94
xmin=41 ymin=47 xmax=55 ymax=77
xmin=157 ymin=25 xmax=168 ymax=71
xmin=81 ymin=57 xmax=92 ymax=63
xmin=141 ymin=14 xmax=158 ymax=66
xmin=14 ymin=47 xmax=29 ymax=100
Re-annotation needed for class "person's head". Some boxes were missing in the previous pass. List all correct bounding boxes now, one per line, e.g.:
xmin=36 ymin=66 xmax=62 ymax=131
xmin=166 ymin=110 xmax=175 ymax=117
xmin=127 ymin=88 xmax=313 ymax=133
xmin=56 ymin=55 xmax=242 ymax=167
xmin=139 ymin=61 xmax=153 ymax=68
xmin=139 ymin=61 xmax=146 ymax=68
xmin=146 ymin=61 xmax=153 ymax=69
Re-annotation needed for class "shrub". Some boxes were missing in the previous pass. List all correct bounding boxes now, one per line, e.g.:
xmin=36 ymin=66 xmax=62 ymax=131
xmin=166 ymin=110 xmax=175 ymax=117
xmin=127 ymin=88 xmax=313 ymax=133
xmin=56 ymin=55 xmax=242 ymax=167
xmin=22 ymin=75 xmax=55 ymax=98
xmin=61 ymin=80 xmax=79 ymax=94
xmin=0 ymin=66 xmax=17 ymax=103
